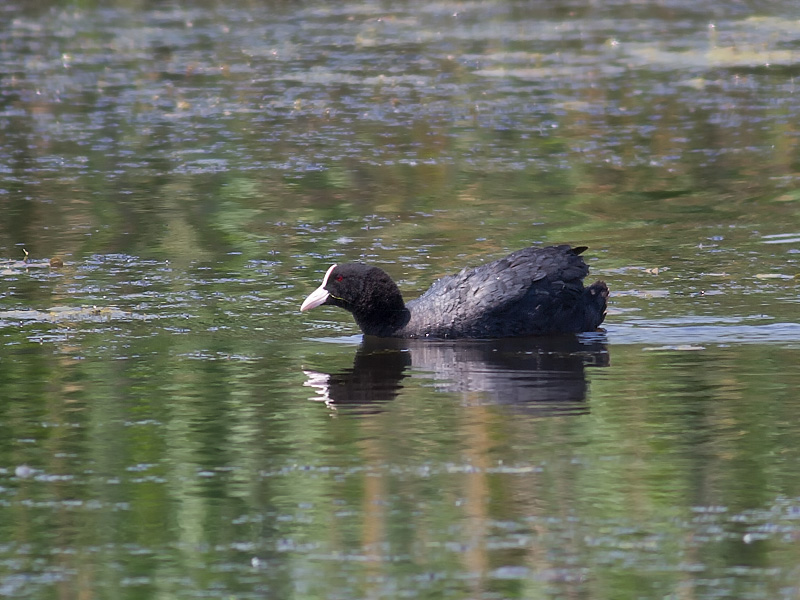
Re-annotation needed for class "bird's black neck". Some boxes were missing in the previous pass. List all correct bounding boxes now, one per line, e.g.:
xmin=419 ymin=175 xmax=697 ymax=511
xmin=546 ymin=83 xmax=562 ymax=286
xmin=354 ymin=298 xmax=410 ymax=337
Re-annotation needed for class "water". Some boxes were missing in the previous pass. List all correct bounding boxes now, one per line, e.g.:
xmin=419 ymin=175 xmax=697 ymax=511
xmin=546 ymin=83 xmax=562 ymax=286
xmin=1 ymin=1 xmax=800 ymax=598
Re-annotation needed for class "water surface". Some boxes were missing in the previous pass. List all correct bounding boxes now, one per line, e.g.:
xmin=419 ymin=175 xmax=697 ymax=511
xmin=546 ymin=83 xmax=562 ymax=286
xmin=1 ymin=1 xmax=800 ymax=598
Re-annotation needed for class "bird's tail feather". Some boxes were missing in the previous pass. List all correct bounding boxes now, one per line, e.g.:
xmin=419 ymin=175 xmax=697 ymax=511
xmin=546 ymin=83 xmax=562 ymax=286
xmin=584 ymin=280 xmax=609 ymax=329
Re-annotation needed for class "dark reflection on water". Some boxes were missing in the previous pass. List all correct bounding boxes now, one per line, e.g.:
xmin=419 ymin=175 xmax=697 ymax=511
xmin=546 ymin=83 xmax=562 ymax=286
xmin=304 ymin=334 xmax=608 ymax=416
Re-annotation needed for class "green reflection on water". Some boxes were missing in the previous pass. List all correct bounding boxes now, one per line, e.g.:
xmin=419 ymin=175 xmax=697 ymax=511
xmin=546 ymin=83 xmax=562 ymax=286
xmin=1 ymin=0 xmax=800 ymax=598
xmin=2 ymin=337 xmax=800 ymax=598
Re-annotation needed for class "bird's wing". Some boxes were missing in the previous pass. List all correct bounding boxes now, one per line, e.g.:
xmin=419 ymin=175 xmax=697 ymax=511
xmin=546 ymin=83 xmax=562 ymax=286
xmin=410 ymin=245 xmax=590 ymax=326
xmin=458 ymin=245 xmax=589 ymax=315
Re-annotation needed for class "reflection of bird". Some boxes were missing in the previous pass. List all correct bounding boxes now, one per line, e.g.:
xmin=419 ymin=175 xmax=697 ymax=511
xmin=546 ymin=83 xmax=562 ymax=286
xmin=303 ymin=345 xmax=412 ymax=414
xmin=301 ymin=245 xmax=608 ymax=338
xmin=302 ymin=335 xmax=609 ymax=415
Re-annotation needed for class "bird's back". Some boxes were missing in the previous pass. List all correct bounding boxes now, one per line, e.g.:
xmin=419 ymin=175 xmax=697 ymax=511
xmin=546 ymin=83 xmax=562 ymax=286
xmin=400 ymin=245 xmax=606 ymax=338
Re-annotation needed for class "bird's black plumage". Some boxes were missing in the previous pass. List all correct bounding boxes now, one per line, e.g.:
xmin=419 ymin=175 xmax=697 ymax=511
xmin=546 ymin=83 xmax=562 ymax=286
xmin=300 ymin=245 xmax=608 ymax=339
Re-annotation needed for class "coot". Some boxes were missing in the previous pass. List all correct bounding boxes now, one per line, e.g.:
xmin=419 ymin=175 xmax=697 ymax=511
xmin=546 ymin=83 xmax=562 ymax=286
xmin=300 ymin=244 xmax=608 ymax=338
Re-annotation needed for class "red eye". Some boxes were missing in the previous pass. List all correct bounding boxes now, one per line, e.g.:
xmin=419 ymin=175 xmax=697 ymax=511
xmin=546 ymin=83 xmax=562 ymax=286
xmin=336 ymin=275 xmax=344 ymax=282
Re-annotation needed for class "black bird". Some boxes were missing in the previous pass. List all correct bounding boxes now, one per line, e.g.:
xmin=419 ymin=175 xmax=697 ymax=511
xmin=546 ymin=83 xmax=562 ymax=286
xmin=300 ymin=245 xmax=608 ymax=339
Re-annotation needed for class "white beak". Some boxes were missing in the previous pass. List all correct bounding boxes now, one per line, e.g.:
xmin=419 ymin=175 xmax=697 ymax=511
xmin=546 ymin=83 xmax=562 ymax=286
xmin=300 ymin=264 xmax=337 ymax=312
xmin=300 ymin=285 xmax=330 ymax=312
